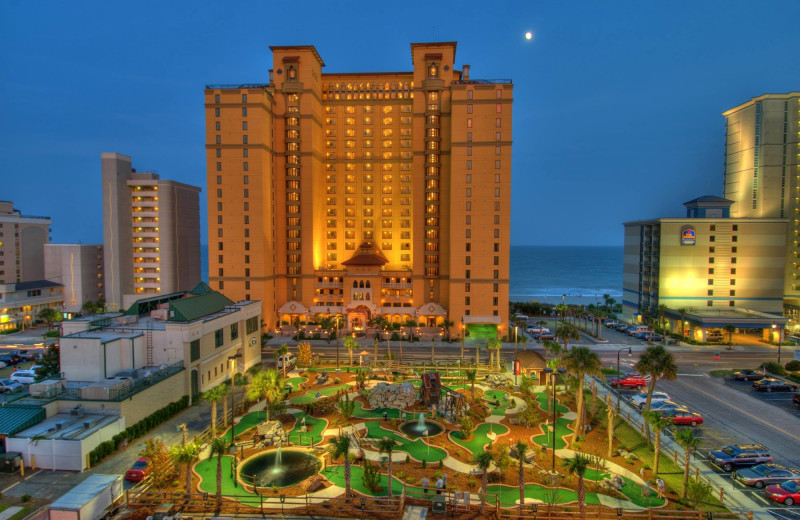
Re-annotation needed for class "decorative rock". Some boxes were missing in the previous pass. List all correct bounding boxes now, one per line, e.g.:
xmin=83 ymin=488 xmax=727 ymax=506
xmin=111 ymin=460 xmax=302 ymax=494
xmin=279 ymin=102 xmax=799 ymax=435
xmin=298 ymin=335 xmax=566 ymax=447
xmin=256 ymin=420 xmax=288 ymax=446
xmin=367 ymin=382 xmax=417 ymax=410
xmin=485 ymin=374 xmax=512 ymax=387
xmin=300 ymin=474 xmax=325 ymax=492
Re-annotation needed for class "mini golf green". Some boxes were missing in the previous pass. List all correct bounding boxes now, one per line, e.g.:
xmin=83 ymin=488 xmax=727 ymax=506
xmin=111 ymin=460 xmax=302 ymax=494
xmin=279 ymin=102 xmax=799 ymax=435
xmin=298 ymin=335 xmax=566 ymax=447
xmin=582 ymin=470 xmax=665 ymax=508
xmin=532 ymin=417 xmax=573 ymax=450
xmin=287 ymin=411 xmax=327 ymax=445
xmin=286 ymin=377 xmax=307 ymax=391
xmin=321 ymin=465 xmax=392 ymax=496
xmin=219 ymin=411 xmax=268 ymax=443
xmin=352 ymin=400 xmax=403 ymax=419
xmin=488 ymin=482 xmax=599 ymax=506
xmin=484 ymin=390 xmax=511 ymax=415
xmin=363 ymin=421 xmax=447 ymax=462
xmin=290 ymin=383 xmax=351 ymax=404
xmin=450 ymin=423 xmax=509 ymax=456
xmin=534 ymin=391 xmax=569 ymax=414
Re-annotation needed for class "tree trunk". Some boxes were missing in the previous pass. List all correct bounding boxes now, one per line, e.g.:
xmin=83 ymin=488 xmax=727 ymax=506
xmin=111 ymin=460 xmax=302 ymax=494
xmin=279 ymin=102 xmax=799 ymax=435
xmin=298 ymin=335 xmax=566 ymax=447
xmin=186 ymin=462 xmax=193 ymax=493
xmin=575 ymin=374 xmax=585 ymax=434
xmin=682 ymin=449 xmax=691 ymax=499
xmin=653 ymin=431 xmax=661 ymax=475
xmin=216 ymin=454 xmax=223 ymax=510
xmin=345 ymin=456 xmax=351 ymax=499
xmin=387 ymin=458 xmax=393 ymax=497
xmin=607 ymin=409 xmax=615 ymax=458
xmin=223 ymin=396 xmax=229 ymax=428
xmin=211 ymin=401 xmax=218 ymax=435
xmin=519 ymin=460 xmax=525 ymax=516
xmin=578 ymin=477 xmax=585 ymax=516
xmin=643 ymin=377 xmax=658 ymax=444
xmin=481 ymin=472 xmax=488 ymax=515
xmin=348 ymin=349 xmax=353 ymax=366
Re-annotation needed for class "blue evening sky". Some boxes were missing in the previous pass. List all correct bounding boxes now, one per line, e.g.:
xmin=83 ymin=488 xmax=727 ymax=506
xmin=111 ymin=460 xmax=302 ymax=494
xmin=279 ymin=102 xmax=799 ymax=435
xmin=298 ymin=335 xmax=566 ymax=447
xmin=1 ymin=0 xmax=798 ymax=246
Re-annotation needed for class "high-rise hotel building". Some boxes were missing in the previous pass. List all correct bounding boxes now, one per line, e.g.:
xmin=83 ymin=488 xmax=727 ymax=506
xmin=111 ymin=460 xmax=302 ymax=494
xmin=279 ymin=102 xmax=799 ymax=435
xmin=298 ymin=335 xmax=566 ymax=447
xmin=722 ymin=93 xmax=800 ymax=309
xmin=205 ymin=42 xmax=513 ymax=335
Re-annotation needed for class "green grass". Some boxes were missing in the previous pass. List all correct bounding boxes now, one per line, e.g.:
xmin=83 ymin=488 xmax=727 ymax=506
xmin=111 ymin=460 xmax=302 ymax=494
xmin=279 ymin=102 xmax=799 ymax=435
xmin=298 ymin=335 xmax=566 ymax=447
xmin=290 ymin=383 xmax=351 ymax=404
xmin=286 ymin=376 xmax=307 ymax=391
xmin=6 ymin=507 xmax=31 ymax=520
xmin=709 ymin=369 xmax=734 ymax=378
xmin=451 ymin=423 xmax=509 ymax=457
xmin=362 ymin=421 xmax=447 ymax=462
xmin=483 ymin=390 xmax=511 ymax=415
xmin=321 ymin=464 xmax=393 ymax=496
xmin=219 ymin=411 xmax=268 ymax=443
xmin=466 ymin=324 xmax=498 ymax=340
xmin=287 ymin=411 xmax=327 ymax=446
xmin=534 ymin=392 xmax=569 ymax=414
xmin=531 ymin=418 xmax=573 ymax=450
xmin=195 ymin=455 xmax=259 ymax=504
xmin=351 ymin=400 xmax=403 ymax=419
xmin=488 ymin=482 xmax=599 ymax=507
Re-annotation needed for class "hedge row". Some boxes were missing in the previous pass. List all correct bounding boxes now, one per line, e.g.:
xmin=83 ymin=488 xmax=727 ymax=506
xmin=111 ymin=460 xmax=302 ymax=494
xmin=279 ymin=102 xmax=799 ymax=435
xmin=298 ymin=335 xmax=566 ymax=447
xmin=88 ymin=395 xmax=189 ymax=467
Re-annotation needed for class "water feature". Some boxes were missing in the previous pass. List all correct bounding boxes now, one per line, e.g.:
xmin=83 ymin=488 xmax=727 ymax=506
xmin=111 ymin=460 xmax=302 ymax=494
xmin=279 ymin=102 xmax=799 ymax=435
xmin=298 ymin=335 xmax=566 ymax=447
xmin=239 ymin=449 xmax=320 ymax=488
xmin=399 ymin=414 xmax=444 ymax=439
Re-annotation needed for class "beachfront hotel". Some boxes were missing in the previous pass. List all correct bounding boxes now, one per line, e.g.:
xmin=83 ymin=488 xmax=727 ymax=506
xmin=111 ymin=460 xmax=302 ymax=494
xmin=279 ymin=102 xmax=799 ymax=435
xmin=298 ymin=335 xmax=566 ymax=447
xmin=721 ymin=93 xmax=800 ymax=313
xmin=204 ymin=42 xmax=513 ymax=336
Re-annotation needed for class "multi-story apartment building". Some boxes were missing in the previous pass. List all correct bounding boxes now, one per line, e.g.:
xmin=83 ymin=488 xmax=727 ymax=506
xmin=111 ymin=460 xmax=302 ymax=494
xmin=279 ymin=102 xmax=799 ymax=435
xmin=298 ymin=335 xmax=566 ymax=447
xmin=622 ymin=196 xmax=788 ymax=340
xmin=44 ymin=244 xmax=104 ymax=314
xmin=722 ymin=93 xmax=800 ymax=310
xmin=0 ymin=280 xmax=64 ymax=331
xmin=205 ymin=42 xmax=513 ymax=336
xmin=101 ymin=153 xmax=202 ymax=311
xmin=0 ymin=200 xmax=51 ymax=284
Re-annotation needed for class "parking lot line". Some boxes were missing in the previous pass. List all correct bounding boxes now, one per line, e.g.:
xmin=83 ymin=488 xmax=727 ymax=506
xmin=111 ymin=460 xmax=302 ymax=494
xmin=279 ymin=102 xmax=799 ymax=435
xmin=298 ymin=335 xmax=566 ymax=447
xmin=767 ymin=508 xmax=800 ymax=520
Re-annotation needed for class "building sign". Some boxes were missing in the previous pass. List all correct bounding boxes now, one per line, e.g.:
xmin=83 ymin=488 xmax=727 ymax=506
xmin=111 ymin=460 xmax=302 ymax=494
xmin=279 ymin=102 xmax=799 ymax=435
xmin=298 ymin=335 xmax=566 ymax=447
xmin=681 ymin=227 xmax=696 ymax=246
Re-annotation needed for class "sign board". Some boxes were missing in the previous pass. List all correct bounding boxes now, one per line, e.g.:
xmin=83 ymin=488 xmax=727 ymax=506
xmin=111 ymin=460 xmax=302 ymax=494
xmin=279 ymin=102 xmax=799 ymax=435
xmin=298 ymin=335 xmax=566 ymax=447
xmin=681 ymin=227 xmax=696 ymax=246
xmin=432 ymin=495 xmax=446 ymax=513
xmin=714 ymin=352 xmax=720 ymax=361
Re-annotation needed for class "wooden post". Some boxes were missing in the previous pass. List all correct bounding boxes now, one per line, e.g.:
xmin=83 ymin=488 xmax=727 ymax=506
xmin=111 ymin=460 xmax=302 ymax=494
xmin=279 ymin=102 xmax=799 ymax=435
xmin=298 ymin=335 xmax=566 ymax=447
xmin=719 ymin=487 xmax=724 ymax=504
xmin=695 ymin=467 xmax=699 ymax=481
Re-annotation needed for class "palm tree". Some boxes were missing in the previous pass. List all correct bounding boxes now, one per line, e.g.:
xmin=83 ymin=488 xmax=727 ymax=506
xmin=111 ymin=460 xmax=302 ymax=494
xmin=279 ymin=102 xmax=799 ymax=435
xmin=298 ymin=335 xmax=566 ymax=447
xmin=555 ymin=324 xmax=581 ymax=352
xmin=675 ymin=428 xmax=700 ymax=499
xmin=643 ymin=411 xmax=673 ymax=476
xmin=563 ymin=347 xmax=603 ymax=435
xmin=274 ymin=344 xmax=289 ymax=378
xmin=519 ymin=334 xmax=528 ymax=351
xmin=515 ymin=440 xmax=529 ymax=516
xmin=37 ymin=308 xmax=61 ymax=331
xmin=677 ymin=307 xmax=689 ymax=338
xmin=209 ymin=437 xmax=228 ymax=510
xmin=465 ymin=369 xmax=477 ymax=402
xmin=343 ymin=335 xmax=358 ymax=366
xmin=442 ymin=318 xmax=454 ymax=340
xmin=170 ymin=442 xmax=201 ymax=493
xmin=473 ymin=450 xmax=494 ymax=515
xmin=602 ymin=294 xmax=612 ymax=312
xmin=606 ymin=394 xmax=615 ymax=458
xmin=486 ymin=338 xmax=502 ymax=370
xmin=246 ymin=368 xmax=285 ymax=421
xmin=563 ymin=454 xmax=591 ymax=516
xmin=203 ymin=384 xmax=228 ymax=435
xmin=724 ymin=324 xmax=736 ymax=350
xmin=328 ymin=433 xmax=352 ymax=499
xmin=635 ymin=345 xmax=678 ymax=443
xmin=377 ymin=437 xmax=396 ymax=497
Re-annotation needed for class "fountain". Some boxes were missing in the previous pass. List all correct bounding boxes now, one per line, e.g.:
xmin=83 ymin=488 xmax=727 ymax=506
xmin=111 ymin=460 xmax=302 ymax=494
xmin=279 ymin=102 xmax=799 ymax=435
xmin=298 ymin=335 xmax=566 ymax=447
xmin=239 ymin=449 xmax=321 ymax=488
xmin=399 ymin=412 xmax=444 ymax=439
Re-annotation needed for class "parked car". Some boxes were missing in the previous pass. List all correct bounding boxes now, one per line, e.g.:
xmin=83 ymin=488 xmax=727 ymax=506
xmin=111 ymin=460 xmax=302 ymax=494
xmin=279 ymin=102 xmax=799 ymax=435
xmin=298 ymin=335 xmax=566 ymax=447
xmin=733 ymin=464 xmax=800 ymax=489
xmin=526 ymin=326 xmax=549 ymax=335
xmin=731 ymin=369 xmax=766 ymax=382
xmin=627 ymin=326 xmax=650 ymax=336
xmin=276 ymin=353 xmax=296 ymax=370
xmin=15 ymin=350 xmax=39 ymax=361
xmin=0 ymin=379 xmax=23 ymax=393
xmin=604 ymin=320 xmax=620 ymax=328
xmin=661 ymin=409 xmax=703 ymax=426
xmin=793 ymin=394 xmax=800 ymax=407
xmin=124 ymin=458 xmax=151 ymax=482
xmin=752 ymin=378 xmax=799 ymax=392
xmin=535 ymin=331 xmax=555 ymax=340
xmin=9 ymin=370 xmax=37 ymax=385
xmin=615 ymin=323 xmax=630 ymax=332
xmin=631 ymin=391 xmax=671 ymax=409
xmin=646 ymin=400 xmax=687 ymax=413
xmin=608 ymin=373 xmax=648 ymax=389
xmin=709 ymin=444 xmax=772 ymax=472
xmin=765 ymin=480 xmax=800 ymax=506
xmin=0 ymin=354 xmax=20 ymax=366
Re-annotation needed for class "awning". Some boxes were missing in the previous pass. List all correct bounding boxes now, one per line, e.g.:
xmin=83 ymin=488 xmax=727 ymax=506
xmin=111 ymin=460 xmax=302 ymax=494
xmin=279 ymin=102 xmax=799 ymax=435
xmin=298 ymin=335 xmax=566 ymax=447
xmin=0 ymin=407 xmax=46 ymax=436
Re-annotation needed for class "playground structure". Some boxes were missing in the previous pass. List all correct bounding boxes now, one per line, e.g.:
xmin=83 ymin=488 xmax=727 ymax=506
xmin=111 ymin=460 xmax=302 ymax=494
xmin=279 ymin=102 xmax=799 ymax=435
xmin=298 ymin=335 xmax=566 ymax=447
xmin=420 ymin=371 xmax=467 ymax=421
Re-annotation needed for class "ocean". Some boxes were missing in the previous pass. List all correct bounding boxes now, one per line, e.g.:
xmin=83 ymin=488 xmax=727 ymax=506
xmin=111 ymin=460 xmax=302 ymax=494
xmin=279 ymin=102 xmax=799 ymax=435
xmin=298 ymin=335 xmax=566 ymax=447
xmin=200 ymin=244 xmax=623 ymax=306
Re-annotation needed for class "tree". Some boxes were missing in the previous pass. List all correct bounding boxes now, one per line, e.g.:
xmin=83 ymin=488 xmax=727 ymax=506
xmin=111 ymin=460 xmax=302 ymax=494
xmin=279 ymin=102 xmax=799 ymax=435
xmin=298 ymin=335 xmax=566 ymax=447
xmin=486 ymin=338 xmax=502 ymax=370
xmin=442 ymin=318 xmax=454 ymax=340
xmin=603 ymin=294 xmax=612 ymax=312
xmin=555 ymin=324 xmax=581 ymax=352
xmin=337 ymin=391 xmax=355 ymax=421
xmin=563 ymin=454 xmax=591 ymax=516
xmin=458 ymin=415 xmax=474 ymax=441
xmin=473 ymin=450 xmax=494 ymax=515
xmin=515 ymin=440 xmax=529 ymax=516
xmin=35 ymin=343 xmax=60 ymax=379
xmin=246 ymin=369 xmax=285 ymax=421
xmin=344 ymin=335 xmax=358 ymax=366
xmin=643 ymin=410 xmax=673 ymax=476
xmin=377 ymin=437 xmax=396 ymax=497
xmin=274 ymin=344 xmax=290 ymax=378
xmin=518 ymin=333 xmax=528 ymax=351
xmin=635 ymin=345 xmax=678 ymax=442
xmin=170 ymin=442 xmax=201 ymax=492
xmin=203 ymin=384 xmax=228 ymax=435
xmin=606 ymin=395 xmax=615 ymax=458
xmin=297 ymin=342 xmax=313 ymax=366
xmin=677 ymin=307 xmax=689 ymax=338
xmin=563 ymin=347 xmax=603 ymax=435
xmin=329 ymin=433 xmax=352 ymax=499
xmin=675 ymin=428 xmax=700 ymax=499
xmin=37 ymin=308 xmax=61 ymax=330
xmin=209 ymin=437 xmax=228 ymax=510
xmin=81 ymin=300 xmax=100 ymax=315
xmin=724 ymin=324 xmax=736 ymax=350
xmin=140 ymin=438 xmax=176 ymax=491
xmin=465 ymin=369 xmax=477 ymax=402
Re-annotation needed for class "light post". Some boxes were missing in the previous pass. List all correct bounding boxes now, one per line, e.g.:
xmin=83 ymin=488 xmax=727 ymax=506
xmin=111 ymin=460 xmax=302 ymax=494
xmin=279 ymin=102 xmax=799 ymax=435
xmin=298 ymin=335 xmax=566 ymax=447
xmin=616 ymin=346 xmax=632 ymax=412
xmin=227 ymin=353 xmax=242 ymax=453
xmin=460 ymin=318 xmax=465 ymax=366
xmin=772 ymin=322 xmax=783 ymax=363
xmin=514 ymin=326 xmax=518 ymax=386
xmin=336 ymin=315 xmax=340 ymax=369
xmin=543 ymin=367 xmax=566 ymax=471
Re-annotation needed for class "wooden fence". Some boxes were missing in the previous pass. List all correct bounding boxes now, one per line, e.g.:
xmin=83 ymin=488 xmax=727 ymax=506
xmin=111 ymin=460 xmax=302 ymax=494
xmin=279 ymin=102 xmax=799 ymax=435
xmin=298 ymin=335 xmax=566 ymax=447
xmin=498 ymin=503 xmax=750 ymax=520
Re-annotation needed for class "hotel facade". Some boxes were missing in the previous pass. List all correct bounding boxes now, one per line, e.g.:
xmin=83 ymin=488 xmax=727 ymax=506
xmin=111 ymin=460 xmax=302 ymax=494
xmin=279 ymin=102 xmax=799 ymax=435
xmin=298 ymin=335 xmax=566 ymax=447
xmin=205 ymin=42 xmax=513 ymax=335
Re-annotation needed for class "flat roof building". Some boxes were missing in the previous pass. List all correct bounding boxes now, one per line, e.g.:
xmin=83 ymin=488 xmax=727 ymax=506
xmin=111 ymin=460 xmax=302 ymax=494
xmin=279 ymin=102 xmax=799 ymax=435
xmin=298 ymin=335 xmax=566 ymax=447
xmin=44 ymin=244 xmax=104 ymax=314
xmin=0 ymin=201 xmax=51 ymax=284
xmin=101 ymin=153 xmax=202 ymax=311
xmin=205 ymin=42 xmax=513 ymax=337
xmin=0 ymin=280 xmax=63 ymax=331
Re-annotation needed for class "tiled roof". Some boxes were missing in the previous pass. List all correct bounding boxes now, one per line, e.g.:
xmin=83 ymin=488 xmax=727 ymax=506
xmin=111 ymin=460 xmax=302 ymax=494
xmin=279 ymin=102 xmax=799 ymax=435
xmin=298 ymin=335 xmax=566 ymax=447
xmin=342 ymin=242 xmax=388 ymax=266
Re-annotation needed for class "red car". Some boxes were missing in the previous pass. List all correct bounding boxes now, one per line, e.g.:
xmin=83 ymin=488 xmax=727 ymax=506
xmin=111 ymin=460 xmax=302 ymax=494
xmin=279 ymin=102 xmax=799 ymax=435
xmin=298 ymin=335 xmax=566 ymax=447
xmin=124 ymin=457 xmax=151 ymax=482
xmin=765 ymin=480 xmax=800 ymax=506
xmin=608 ymin=373 xmax=647 ymax=390
xmin=662 ymin=409 xmax=703 ymax=427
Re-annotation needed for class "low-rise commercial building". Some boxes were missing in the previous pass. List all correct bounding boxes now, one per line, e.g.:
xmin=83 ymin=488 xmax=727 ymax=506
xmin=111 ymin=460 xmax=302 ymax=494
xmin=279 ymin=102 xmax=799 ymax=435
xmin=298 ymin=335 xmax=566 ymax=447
xmin=0 ymin=280 xmax=64 ymax=331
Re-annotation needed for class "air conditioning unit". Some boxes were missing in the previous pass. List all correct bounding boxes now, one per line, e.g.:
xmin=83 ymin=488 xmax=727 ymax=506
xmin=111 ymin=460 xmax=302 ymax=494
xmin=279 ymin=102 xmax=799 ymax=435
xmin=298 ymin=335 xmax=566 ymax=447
xmin=70 ymin=405 xmax=84 ymax=417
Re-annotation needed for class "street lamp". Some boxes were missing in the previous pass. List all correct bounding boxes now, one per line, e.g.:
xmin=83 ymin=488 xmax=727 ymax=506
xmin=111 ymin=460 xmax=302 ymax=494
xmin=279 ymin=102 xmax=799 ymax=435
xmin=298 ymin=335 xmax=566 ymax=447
xmin=514 ymin=326 xmax=518 ymax=386
xmin=543 ymin=367 xmax=566 ymax=471
xmin=772 ymin=322 xmax=783 ymax=364
xmin=616 ymin=346 xmax=632 ymax=412
xmin=227 ymin=353 xmax=242 ymax=454
xmin=460 ymin=318 xmax=465 ymax=366
xmin=328 ymin=307 xmax=340 ymax=369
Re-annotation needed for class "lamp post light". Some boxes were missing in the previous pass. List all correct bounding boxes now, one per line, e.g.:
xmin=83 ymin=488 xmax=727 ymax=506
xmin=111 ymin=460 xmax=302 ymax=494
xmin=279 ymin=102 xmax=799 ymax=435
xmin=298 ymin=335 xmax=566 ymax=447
xmin=543 ymin=367 xmax=566 ymax=471
xmin=227 ymin=353 xmax=242 ymax=454
xmin=616 ymin=346 xmax=632 ymax=413
xmin=772 ymin=322 xmax=783 ymax=364
xmin=514 ymin=326 xmax=518 ymax=386
xmin=460 ymin=318 xmax=465 ymax=367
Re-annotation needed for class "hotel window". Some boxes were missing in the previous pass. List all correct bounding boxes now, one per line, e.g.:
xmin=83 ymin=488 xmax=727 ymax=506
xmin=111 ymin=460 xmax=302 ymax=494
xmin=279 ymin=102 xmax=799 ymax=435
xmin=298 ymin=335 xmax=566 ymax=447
xmin=467 ymin=118 xmax=473 ymax=128
xmin=494 ymin=215 xmax=500 ymax=225
xmin=216 ymin=148 xmax=221 ymax=158
xmin=216 ymin=189 xmax=222 ymax=197
xmin=730 ymin=279 xmax=736 ymax=285
xmin=494 ymin=229 xmax=500 ymax=238
xmin=214 ymin=94 xmax=220 ymax=103
xmin=496 ymin=131 xmax=501 ymax=141
xmin=731 ymin=268 xmax=736 ymax=274
xmin=731 ymin=257 xmax=737 ymax=264
xmin=242 ymin=121 xmax=248 ymax=130
xmin=243 ymin=162 xmax=248 ymax=171
xmin=217 ymin=202 xmax=222 ymax=211
xmin=467 ymin=104 xmax=473 ymax=114
xmin=732 ymin=224 xmax=738 ymax=231
xmin=496 ymin=117 xmax=502 ymax=127
xmin=466 ymin=201 xmax=471 ymax=210
xmin=467 ymin=146 xmax=472 ymax=156
xmin=466 ymin=160 xmax=472 ymax=170
xmin=708 ymin=279 xmax=713 ymax=285
xmin=710 ymin=225 xmax=716 ymax=231
xmin=243 ymin=135 xmax=248 ymax=144
xmin=216 ymin=175 xmax=222 ymax=184
xmin=243 ymin=148 xmax=248 ymax=157
xmin=216 ymin=135 xmax=221 ymax=144
xmin=707 ymin=300 xmax=713 ymax=307
xmin=708 ymin=289 xmax=713 ymax=296
xmin=363 ymin=117 xmax=373 ymax=125
xmin=731 ymin=246 xmax=737 ymax=253
xmin=215 ymin=121 xmax=221 ymax=131
xmin=467 ymin=132 xmax=472 ymax=142
xmin=466 ymin=229 xmax=471 ymax=238
xmin=241 ymin=94 xmax=247 ymax=103
xmin=494 ymin=243 xmax=499 ymax=252
xmin=732 ymin=235 xmax=738 ymax=242
xmin=495 ymin=160 xmax=501 ymax=169
xmin=364 ymin=128 xmax=373 ymax=137
xmin=730 ymin=290 xmax=736 ymax=296
xmin=466 ymin=216 xmax=471 ymax=225
xmin=708 ymin=268 xmax=714 ymax=274
xmin=496 ymin=104 xmax=502 ymax=113
xmin=214 ymin=108 xmax=220 ymax=117
xmin=493 ymin=270 xmax=499 ymax=279
xmin=709 ymin=257 xmax=714 ymax=263
xmin=493 ymin=283 xmax=498 ymax=292
xmin=708 ymin=246 xmax=715 ymax=253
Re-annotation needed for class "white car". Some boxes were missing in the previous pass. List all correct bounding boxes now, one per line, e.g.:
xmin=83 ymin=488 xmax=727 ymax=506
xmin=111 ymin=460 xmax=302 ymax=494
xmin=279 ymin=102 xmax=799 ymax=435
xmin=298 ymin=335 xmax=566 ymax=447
xmin=276 ymin=353 xmax=296 ymax=370
xmin=630 ymin=391 xmax=671 ymax=409
xmin=9 ymin=370 xmax=37 ymax=385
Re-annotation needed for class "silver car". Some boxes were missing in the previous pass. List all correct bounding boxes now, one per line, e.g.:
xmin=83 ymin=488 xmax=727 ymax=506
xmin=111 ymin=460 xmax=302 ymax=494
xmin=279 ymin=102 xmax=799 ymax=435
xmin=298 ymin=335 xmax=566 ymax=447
xmin=645 ymin=400 xmax=686 ymax=413
xmin=733 ymin=463 xmax=800 ymax=489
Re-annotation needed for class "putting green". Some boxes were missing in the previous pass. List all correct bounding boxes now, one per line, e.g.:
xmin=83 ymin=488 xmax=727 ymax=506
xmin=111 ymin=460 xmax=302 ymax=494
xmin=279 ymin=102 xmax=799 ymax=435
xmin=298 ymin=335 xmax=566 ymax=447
xmin=287 ymin=411 xmax=327 ymax=446
xmin=534 ymin=391 xmax=569 ymax=414
xmin=488 ymin=482 xmax=599 ymax=506
xmin=532 ymin=417 xmax=573 ymax=450
xmin=352 ymin=400 xmax=402 ymax=419
xmin=321 ymin=464 xmax=392 ymax=496
xmin=290 ymin=384 xmax=351 ymax=404
xmin=450 ymin=423 xmax=509 ymax=457
xmin=219 ymin=411 xmax=267 ymax=443
xmin=362 ymin=421 xmax=447 ymax=462
xmin=484 ymin=390 xmax=511 ymax=415
xmin=466 ymin=324 xmax=498 ymax=340
xmin=286 ymin=377 xmax=307 ymax=391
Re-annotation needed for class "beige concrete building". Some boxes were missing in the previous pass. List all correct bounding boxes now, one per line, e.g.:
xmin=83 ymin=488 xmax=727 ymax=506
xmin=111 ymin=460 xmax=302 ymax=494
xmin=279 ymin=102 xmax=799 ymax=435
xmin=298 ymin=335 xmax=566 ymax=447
xmin=0 ymin=200 xmax=51 ymax=284
xmin=623 ymin=196 xmax=788 ymax=340
xmin=205 ymin=42 xmax=512 ymax=337
xmin=722 ymin=93 xmax=800 ymax=310
xmin=101 ymin=153 xmax=202 ymax=311
xmin=44 ymin=244 xmax=104 ymax=315
xmin=0 ymin=280 xmax=64 ymax=331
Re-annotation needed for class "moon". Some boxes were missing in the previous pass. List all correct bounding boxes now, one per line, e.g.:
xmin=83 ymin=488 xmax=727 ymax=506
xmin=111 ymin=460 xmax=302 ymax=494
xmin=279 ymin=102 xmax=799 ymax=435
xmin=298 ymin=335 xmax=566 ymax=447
xmin=525 ymin=31 xmax=533 ymax=40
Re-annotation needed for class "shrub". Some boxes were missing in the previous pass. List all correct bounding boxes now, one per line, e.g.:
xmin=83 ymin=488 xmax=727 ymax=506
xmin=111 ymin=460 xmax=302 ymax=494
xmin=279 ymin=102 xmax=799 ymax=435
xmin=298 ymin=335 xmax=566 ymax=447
xmin=438 ymin=460 xmax=443 ymax=469
xmin=21 ymin=494 xmax=31 ymax=502
xmin=361 ymin=459 xmax=382 ymax=493
xmin=785 ymin=360 xmax=800 ymax=372
xmin=685 ymin=479 xmax=713 ymax=508
xmin=405 ymin=454 xmax=410 ymax=464
xmin=421 ymin=459 xmax=427 ymax=469
xmin=467 ymin=479 xmax=477 ymax=489
xmin=763 ymin=361 xmax=787 ymax=376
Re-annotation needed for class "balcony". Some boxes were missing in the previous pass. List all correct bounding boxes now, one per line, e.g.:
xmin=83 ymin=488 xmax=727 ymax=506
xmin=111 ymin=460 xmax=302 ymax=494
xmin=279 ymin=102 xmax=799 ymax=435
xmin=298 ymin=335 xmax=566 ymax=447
xmin=315 ymin=281 xmax=343 ymax=288
xmin=383 ymin=282 xmax=412 ymax=289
